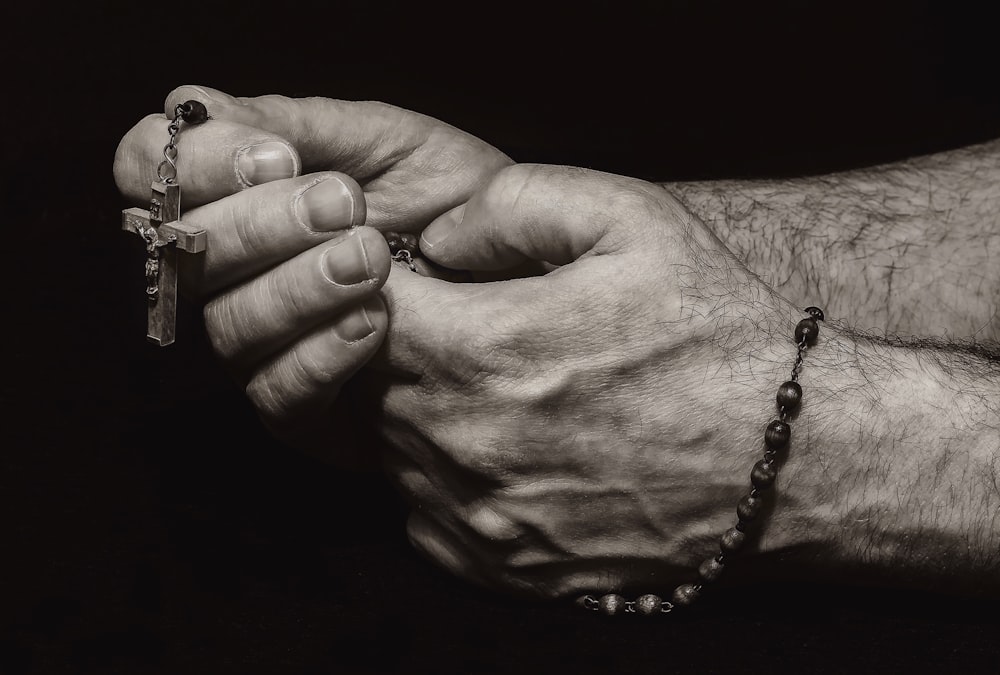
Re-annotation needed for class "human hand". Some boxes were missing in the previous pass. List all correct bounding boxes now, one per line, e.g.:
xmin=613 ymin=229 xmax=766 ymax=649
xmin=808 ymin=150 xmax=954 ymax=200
xmin=362 ymin=164 xmax=852 ymax=597
xmin=117 ymin=85 xmax=512 ymax=222
xmin=113 ymin=86 xmax=512 ymax=458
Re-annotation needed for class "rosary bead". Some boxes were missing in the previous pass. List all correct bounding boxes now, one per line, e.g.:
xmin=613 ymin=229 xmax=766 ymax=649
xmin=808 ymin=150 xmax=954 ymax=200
xmin=776 ymin=381 xmax=802 ymax=410
xmin=720 ymin=527 xmax=746 ymax=553
xmin=671 ymin=583 xmax=700 ymax=607
xmin=737 ymin=492 xmax=765 ymax=521
xmin=794 ymin=318 xmax=820 ymax=345
xmin=764 ymin=420 xmax=790 ymax=449
xmin=698 ymin=557 xmax=725 ymax=582
xmin=598 ymin=593 xmax=627 ymax=615
xmin=385 ymin=232 xmax=403 ymax=255
xmin=751 ymin=460 xmax=777 ymax=489
xmin=804 ymin=306 xmax=825 ymax=322
xmin=178 ymin=100 xmax=208 ymax=124
xmin=635 ymin=594 xmax=663 ymax=615
xmin=399 ymin=232 xmax=420 ymax=255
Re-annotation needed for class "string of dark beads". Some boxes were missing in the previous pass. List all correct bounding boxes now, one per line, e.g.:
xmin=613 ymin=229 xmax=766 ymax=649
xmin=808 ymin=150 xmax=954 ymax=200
xmin=577 ymin=306 xmax=825 ymax=616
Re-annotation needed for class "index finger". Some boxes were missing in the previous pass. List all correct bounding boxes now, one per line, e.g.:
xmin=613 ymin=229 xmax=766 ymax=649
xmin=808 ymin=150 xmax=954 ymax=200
xmin=165 ymin=85 xmax=453 ymax=180
xmin=114 ymin=114 xmax=300 ymax=208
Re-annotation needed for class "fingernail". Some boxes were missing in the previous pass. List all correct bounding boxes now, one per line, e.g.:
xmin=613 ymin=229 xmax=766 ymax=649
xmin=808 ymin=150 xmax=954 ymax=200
xmin=322 ymin=234 xmax=372 ymax=287
xmin=237 ymin=141 xmax=296 ymax=186
xmin=420 ymin=204 xmax=465 ymax=249
xmin=334 ymin=305 xmax=375 ymax=343
xmin=298 ymin=177 xmax=355 ymax=232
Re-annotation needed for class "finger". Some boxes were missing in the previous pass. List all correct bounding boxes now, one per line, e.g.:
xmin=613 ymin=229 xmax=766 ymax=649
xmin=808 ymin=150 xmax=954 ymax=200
xmin=205 ymin=227 xmax=390 ymax=368
xmin=368 ymin=265 xmax=471 ymax=377
xmin=166 ymin=85 xmax=512 ymax=233
xmin=114 ymin=114 xmax=300 ymax=208
xmin=405 ymin=513 xmax=487 ymax=588
xmin=179 ymin=172 xmax=366 ymax=294
xmin=246 ymin=295 xmax=387 ymax=439
xmin=166 ymin=85 xmax=438 ymax=179
xmin=418 ymin=164 xmax=669 ymax=270
xmin=369 ymin=262 xmax=550 ymax=379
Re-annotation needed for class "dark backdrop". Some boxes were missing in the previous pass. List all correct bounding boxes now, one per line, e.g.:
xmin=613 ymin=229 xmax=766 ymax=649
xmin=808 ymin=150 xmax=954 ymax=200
xmin=4 ymin=2 xmax=1000 ymax=673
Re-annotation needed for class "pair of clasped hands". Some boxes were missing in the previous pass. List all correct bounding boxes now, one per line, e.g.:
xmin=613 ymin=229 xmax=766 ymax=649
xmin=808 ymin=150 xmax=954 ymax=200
xmin=115 ymin=86 xmax=821 ymax=598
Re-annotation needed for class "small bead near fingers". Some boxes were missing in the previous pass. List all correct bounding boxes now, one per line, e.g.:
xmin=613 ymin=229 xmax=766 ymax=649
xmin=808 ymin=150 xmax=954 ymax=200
xmin=385 ymin=231 xmax=421 ymax=272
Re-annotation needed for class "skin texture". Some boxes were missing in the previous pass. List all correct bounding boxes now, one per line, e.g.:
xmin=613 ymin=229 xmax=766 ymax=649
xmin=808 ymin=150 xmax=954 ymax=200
xmin=113 ymin=86 xmax=510 ymax=454
xmin=114 ymin=87 xmax=1000 ymax=597
xmin=669 ymin=141 xmax=1000 ymax=343
xmin=377 ymin=166 xmax=1000 ymax=596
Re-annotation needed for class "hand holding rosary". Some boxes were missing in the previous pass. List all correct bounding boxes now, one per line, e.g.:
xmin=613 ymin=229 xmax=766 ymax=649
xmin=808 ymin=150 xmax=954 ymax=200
xmin=119 ymin=102 xmax=831 ymax=618
xmin=121 ymin=100 xmax=209 ymax=346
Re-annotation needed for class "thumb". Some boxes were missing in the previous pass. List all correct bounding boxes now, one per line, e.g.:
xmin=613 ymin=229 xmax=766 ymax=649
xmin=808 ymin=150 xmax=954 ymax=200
xmin=418 ymin=164 xmax=657 ymax=271
xmin=164 ymin=85 xmax=437 ymax=179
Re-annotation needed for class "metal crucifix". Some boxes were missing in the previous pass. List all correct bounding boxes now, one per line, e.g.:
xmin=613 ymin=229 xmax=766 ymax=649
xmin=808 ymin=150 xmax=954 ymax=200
xmin=122 ymin=182 xmax=206 ymax=346
xmin=122 ymin=100 xmax=209 ymax=346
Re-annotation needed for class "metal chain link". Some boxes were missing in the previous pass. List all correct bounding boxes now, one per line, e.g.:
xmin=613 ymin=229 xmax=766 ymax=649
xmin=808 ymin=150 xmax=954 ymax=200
xmin=789 ymin=336 xmax=809 ymax=382
xmin=392 ymin=249 xmax=417 ymax=272
xmin=156 ymin=103 xmax=188 ymax=184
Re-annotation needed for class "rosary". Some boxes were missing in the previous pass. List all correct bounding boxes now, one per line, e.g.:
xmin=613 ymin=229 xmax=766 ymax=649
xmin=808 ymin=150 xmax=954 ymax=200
xmin=121 ymin=101 xmax=209 ymax=346
xmin=121 ymin=105 xmax=826 ymax=614
xmin=124 ymin=100 xmax=423 ymax=346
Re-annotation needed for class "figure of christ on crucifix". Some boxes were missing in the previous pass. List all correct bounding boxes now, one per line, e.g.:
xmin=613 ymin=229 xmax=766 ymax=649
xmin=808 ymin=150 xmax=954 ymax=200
xmin=121 ymin=181 xmax=206 ymax=346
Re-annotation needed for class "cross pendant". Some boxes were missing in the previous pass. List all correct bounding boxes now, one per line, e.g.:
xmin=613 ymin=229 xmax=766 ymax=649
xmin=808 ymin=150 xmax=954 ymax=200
xmin=122 ymin=182 xmax=206 ymax=346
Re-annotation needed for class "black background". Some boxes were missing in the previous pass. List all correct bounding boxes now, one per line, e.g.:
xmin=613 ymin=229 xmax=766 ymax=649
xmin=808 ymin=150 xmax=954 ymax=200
xmin=4 ymin=1 xmax=1000 ymax=673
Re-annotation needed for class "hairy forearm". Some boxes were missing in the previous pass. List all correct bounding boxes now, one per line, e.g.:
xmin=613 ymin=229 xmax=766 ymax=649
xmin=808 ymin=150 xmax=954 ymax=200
xmin=766 ymin=321 xmax=1000 ymax=591
xmin=666 ymin=138 xmax=1000 ymax=341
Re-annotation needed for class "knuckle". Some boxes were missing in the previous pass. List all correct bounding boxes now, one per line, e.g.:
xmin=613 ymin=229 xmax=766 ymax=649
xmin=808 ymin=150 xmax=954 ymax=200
xmin=228 ymin=192 xmax=274 ymax=261
xmin=268 ymin=261 xmax=311 ymax=322
xmin=484 ymin=163 xmax=541 ymax=213
xmin=287 ymin=339 xmax=339 ymax=390
xmin=203 ymin=296 xmax=245 ymax=362
xmin=608 ymin=184 xmax=659 ymax=217
xmin=243 ymin=343 xmax=335 ymax=428
xmin=463 ymin=501 xmax=520 ymax=546
xmin=405 ymin=516 xmax=471 ymax=579
xmin=446 ymin=436 xmax=525 ymax=486
xmin=506 ymin=366 xmax=575 ymax=414
xmin=244 ymin=371 xmax=287 ymax=426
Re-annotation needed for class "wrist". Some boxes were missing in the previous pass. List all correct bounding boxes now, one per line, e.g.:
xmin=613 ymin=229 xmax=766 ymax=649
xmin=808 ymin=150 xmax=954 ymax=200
xmin=749 ymin=314 xmax=1000 ymax=589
